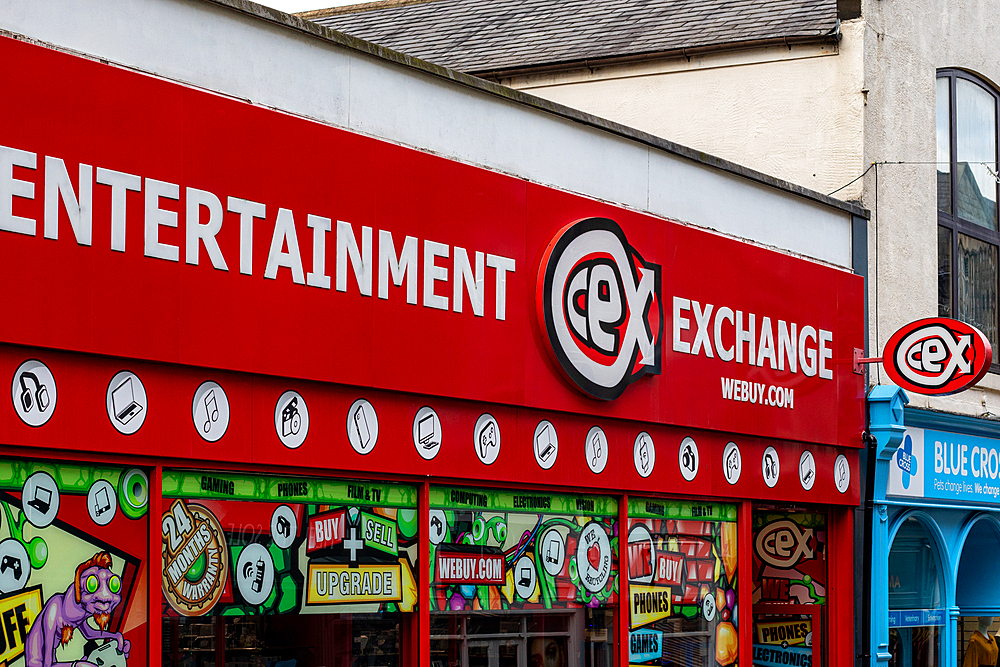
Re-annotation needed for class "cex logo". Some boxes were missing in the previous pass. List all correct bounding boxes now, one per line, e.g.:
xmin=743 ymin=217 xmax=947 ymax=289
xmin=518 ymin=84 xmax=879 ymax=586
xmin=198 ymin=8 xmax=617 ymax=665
xmin=884 ymin=318 xmax=992 ymax=395
xmin=536 ymin=218 xmax=662 ymax=401
xmin=754 ymin=519 xmax=814 ymax=568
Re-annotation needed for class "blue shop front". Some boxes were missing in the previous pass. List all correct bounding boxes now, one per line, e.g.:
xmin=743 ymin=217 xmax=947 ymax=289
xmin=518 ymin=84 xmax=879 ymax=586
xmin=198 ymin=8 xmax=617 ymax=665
xmin=869 ymin=387 xmax=1000 ymax=667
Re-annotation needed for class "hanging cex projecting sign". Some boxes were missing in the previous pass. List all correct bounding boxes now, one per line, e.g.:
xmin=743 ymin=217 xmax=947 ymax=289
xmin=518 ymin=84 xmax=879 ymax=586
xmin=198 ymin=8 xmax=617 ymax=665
xmin=882 ymin=318 xmax=992 ymax=395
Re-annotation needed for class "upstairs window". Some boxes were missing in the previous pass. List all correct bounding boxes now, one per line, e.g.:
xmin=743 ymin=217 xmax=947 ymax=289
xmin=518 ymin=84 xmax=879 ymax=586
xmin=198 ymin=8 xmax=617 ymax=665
xmin=938 ymin=70 xmax=1000 ymax=359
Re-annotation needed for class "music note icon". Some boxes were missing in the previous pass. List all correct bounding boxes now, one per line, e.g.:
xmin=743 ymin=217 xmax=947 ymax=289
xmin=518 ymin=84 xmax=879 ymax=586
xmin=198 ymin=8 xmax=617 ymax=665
xmin=203 ymin=390 xmax=220 ymax=433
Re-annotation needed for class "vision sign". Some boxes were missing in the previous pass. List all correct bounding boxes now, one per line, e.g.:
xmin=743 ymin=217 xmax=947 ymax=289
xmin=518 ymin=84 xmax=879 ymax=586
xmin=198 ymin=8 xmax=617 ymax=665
xmin=883 ymin=318 xmax=992 ymax=395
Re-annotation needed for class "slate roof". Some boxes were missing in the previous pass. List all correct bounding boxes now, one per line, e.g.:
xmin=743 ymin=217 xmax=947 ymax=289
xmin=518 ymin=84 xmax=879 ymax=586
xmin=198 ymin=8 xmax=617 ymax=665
xmin=304 ymin=0 xmax=839 ymax=74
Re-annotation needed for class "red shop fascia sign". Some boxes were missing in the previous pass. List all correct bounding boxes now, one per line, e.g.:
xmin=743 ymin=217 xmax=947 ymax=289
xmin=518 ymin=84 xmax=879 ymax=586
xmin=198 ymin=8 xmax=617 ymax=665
xmin=0 ymin=37 xmax=864 ymax=498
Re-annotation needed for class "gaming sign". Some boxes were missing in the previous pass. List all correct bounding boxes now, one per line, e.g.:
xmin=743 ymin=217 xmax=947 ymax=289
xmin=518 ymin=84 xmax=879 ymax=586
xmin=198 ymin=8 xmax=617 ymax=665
xmin=883 ymin=318 xmax=992 ymax=395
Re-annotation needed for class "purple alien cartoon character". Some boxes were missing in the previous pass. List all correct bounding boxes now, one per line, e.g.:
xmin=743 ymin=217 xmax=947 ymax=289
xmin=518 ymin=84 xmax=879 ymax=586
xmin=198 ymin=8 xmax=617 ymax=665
xmin=25 ymin=551 xmax=130 ymax=667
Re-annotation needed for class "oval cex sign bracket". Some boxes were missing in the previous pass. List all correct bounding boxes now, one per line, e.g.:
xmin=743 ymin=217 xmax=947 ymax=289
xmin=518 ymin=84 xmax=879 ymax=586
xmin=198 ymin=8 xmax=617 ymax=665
xmin=883 ymin=317 xmax=992 ymax=395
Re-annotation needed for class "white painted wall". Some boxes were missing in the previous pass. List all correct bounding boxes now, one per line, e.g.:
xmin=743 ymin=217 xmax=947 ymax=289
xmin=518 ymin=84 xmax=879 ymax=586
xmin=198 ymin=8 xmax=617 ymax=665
xmin=0 ymin=0 xmax=857 ymax=269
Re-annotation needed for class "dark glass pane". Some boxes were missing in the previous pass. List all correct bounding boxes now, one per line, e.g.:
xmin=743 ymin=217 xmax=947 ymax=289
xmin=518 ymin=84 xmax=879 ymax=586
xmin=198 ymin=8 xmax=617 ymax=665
xmin=939 ymin=226 xmax=952 ymax=317
xmin=938 ymin=77 xmax=952 ymax=214
xmin=957 ymin=233 xmax=998 ymax=346
xmin=956 ymin=79 xmax=998 ymax=229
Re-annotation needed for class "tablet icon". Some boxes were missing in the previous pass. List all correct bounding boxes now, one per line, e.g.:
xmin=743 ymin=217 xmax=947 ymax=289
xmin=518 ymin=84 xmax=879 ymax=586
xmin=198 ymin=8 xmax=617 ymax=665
xmin=193 ymin=381 xmax=230 ymax=443
xmin=105 ymin=371 xmax=147 ymax=435
xmin=541 ymin=529 xmax=566 ymax=576
xmin=799 ymin=450 xmax=816 ymax=490
xmin=87 ymin=479 xmax=118 ymax=526
xmin=762 ymin=446 xmax=780 ymax=488
xmin=11 ymin=360 xmax=56 ymax=427
xmin=835 ymin=454 xmax=851 ymax=493
xmin=474 ymin=414 xmax=501 ymax=465
xmin=586 ymin=426 xmax=608 ymax=474
xmin=679 ymin=437 xmax=699 ymax=481
xmin=634 ymin=432 xmax=655 ymax=478
xmin=347 ymin=399 xmax=378 ymax=455
xmin=273 ymin=391 xmax=309 ymax=449
xmin=412 ymin=407 xmax=441 ymax=460
xmin=533 ymin=420 xmax=559 ymax=470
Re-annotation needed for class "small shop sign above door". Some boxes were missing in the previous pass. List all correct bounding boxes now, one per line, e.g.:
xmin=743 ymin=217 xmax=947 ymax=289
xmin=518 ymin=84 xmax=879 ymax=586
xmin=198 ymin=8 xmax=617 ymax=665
xmin=882 ymin=318 xmax=992 ymax=395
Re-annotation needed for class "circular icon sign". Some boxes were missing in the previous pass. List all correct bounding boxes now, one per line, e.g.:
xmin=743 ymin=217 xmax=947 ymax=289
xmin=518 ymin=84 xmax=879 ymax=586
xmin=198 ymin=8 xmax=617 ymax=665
xmin=626 ymin=523 xmax=654 ymax=585
xmin=577 ymin=522 xmax=612 ymax=593
xmin=634 ymin=432 xmax=655 ymax=478
xmin=22 ymin=471 xmax=59 ymax=528
xmin=834 ymin=454 xmax=851 ymax=493
xmin=474 ymin=414 xmax=501 ymax=465
xmin=703 ymin=593 xmax=717 ymax=622
xmin=429 ymin=509 xmax=448 ymax=545
xmin=679 ymin=437 xmax=699 ymax=481
xmin=0 ymin=539 xmax=30 ymax=593
xmin=87 ymin=479 xmax=118 ymax=526
xmin=799 ymin=450 xmax=817 ymax=490
xmin=585 ymin=426 xmax=609 ymax=474
xmin=274 ymin=391 xmax=309 ymax=449
xmin=236 ymin=543 xmax=274 ymax=606
xmin=347 ymin=398 xmax=378 ymax=455
xmin=11 ymin=359 xmax=56 ymax=427
xmin=883 ymin=317 xmax=993 ymax=395
xmin=193 ymin=381 xmax=230 ymax=443
xmin=513 ymin=555 xmax=537 ymax=600
xmin=105 ymin=371 xmax=147 ymax=435
xmin=413 ymin=406 xmax=441 ymax=460
xmin=540 ymin=529 xmax=566 ymax=576
xmin=762 ymin=446 xmax=780 ymax=488
xmin=270 ymin=505 xmax=298 ymax=549
xmin=533 ymin=420 xmax=559 ymax=470
xmin=722 ymin=442 xmax=742 ymax=485
xmin=161 ymin=502 xmax=229 ymax=616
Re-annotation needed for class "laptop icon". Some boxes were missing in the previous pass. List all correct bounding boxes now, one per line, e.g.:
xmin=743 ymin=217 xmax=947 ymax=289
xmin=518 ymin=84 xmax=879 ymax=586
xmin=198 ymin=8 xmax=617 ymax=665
xmin=418 ymin=414 xmax=436 ymax=448
xmin=111 ymin=377 xmax=143 ymax=425
xmin=28 ymin=486 xmax=51 ymax=514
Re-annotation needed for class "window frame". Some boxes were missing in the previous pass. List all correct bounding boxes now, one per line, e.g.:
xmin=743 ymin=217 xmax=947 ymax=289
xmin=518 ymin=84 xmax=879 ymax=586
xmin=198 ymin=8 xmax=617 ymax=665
xmin=937 ymin=68 xmax=1000 ymax=372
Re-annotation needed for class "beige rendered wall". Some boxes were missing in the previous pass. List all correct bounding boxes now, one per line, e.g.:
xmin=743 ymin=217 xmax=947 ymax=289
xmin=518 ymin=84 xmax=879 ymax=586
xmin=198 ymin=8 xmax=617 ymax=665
xmin=504 ymin=20 xmax=866 ymax=201
xmin=861 ymin=0 xmax=1000 ymax=416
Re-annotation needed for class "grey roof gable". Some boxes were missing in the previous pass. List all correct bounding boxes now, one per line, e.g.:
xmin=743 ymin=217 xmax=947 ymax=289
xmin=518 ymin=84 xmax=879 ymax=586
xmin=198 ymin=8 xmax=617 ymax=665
xmin=305 ymin=0 xmax=839 ymax=74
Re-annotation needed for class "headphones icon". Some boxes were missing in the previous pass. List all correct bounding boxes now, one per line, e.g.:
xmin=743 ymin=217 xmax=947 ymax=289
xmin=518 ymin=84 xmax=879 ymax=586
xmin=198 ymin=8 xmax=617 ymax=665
xmin=19 ymin=372 xmax=50 ymax=413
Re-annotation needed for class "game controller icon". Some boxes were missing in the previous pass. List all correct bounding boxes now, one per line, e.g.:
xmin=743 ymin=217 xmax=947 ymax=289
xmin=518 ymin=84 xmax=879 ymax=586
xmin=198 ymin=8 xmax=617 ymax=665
xmin=87 ymin=639 xmax=128 ymax=667
xmin=0 ymin=555 xmax=22 ymax=580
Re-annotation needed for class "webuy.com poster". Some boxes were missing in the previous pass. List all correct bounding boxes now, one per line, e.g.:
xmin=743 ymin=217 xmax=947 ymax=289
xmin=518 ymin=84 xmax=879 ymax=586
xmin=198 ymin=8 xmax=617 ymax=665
xmin=0 ymin=460 xmax=149 ymax=667
xmin=160 ymin=471 xmax=418 ymax=617
xmin=626 ymin=498 xmax=739 ymax=667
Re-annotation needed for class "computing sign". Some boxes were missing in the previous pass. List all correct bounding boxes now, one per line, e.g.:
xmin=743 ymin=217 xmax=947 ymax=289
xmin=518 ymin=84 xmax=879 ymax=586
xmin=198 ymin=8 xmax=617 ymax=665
xmin=883 ymin=318 xmax=992 ymax=395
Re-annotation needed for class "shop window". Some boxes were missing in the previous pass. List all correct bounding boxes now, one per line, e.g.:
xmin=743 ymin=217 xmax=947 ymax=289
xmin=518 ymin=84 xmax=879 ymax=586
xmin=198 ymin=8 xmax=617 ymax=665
xmin=428 ymin=486 xmax=616 ymax=667
xmin=955 ymin=519 xmax=1000 ymax=667
xmin=626 ymin=499 xmax=739 ymax=667
xmin=0 ymin=459 xmax=150 ymax=667
xmin=160 ymin=471 xmax=417 ymax=667
xmin=751 ymin=510 xmax=828 ymax=667
xmin=937 ymin=69 xmax=1000 ymax=359
xmin=888 ymin=518 xmax=943 ymax=667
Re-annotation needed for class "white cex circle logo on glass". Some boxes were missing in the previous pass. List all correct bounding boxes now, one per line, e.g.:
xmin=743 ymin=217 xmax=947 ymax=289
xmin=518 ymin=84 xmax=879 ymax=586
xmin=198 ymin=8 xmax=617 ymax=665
xmin=537 ymin=218 xmax=663 ymax=401
xmin=11 ymin=359 xmax=56 ymax=427
xmin=193 ymin=381 xmax=230 ymax=442
xmin=762 ymin=446 xmax=780 ymax=488
xmin=679 ymin=437 xmax=699 ymax=481
xmin=585 ymin=426 xmax=609 ymax=474
xmin=722 ymin=442 xmax=741 ymax=485
xmin=474 ymin=414 xmax=501 ymax=465
xmin=634 ymin=432 xmax=655 ymax=478
xmin=274 ymin=391 xmax=309 ymax=449
xmin=834 ymin=454 xmax=851 ymax=493
xmin=533 ymin=420 xmax=559 ymax=470
xmin=106 ymin=371 xmax=147 ymax=435
xmin=347 ymin=399 xmax=378 ymax=455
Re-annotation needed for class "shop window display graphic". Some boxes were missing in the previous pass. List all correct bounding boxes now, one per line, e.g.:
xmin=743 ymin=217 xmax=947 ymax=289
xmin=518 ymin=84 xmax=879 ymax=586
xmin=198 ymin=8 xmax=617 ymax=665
xmin=752 ymin=511 xmax=827 ymax=667
xmin=0 ymin=460 xmax=149 ymax=667
xmin=160 ymin=471 xmax=417 ymax=667
xmin=626 ymin=499 xmax=739 ymax=667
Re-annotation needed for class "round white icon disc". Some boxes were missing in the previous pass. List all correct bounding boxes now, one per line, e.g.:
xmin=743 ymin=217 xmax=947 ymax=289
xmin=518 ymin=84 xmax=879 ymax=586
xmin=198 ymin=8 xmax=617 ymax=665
xmin=105 ymin=371 xmax=147 ymax=435
xmin=22 ymin=471 xmax=59 ymax=528
xmin=429 ymin=509 xmax=448 ymax=545
xmin=474 ymin=414 xmax=501 ymax=465
xmin=0 ymin=539 xmax=30 ymax=593
xmin=834 ymin=454 xmax=851 ymax=493
xmin=87 ymin=479 xmax=118 ymax=526
xmin=799 ymin=450 xmax=816 ymax=490
xmin=513 ymin=555 xmax=537 ymax=600
xmin=576 ymin=522 xmax=612 ymax=593
xmin=12 ymin=360 xmax=56 ymax=428
xmin=703 ymin=593 xmax=717 ymax=621
xmin=193 ymin=381 xmax=230 ymax=443
xmin=679 ymin=437 xmax=699 ymax=481
xmin=634 ymin=432 xmax=655 ymax=478
xmin=274 ymin=391 xmax=309 ymax=449
xmin=413 ymin=407 xmax=441 ymax=460
xmin=722 ymin=442 xmax=742 ymax=485
xmin=585 ymin=426 xmax=608 ymax=474
xmin=762 ymin=446 xmax=780 ymax=488
xmin=540 ymin=529 xmax=566 ymax=576
xmin=347 ymin=398 xmax=378 ymax=455
xmin=533 ymin=420 xmax=559 ymax=470
xmin=236 ymin=543 xmax=275 ymax=606
xmin=271 ymin=505 xmax=298 ymax=549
